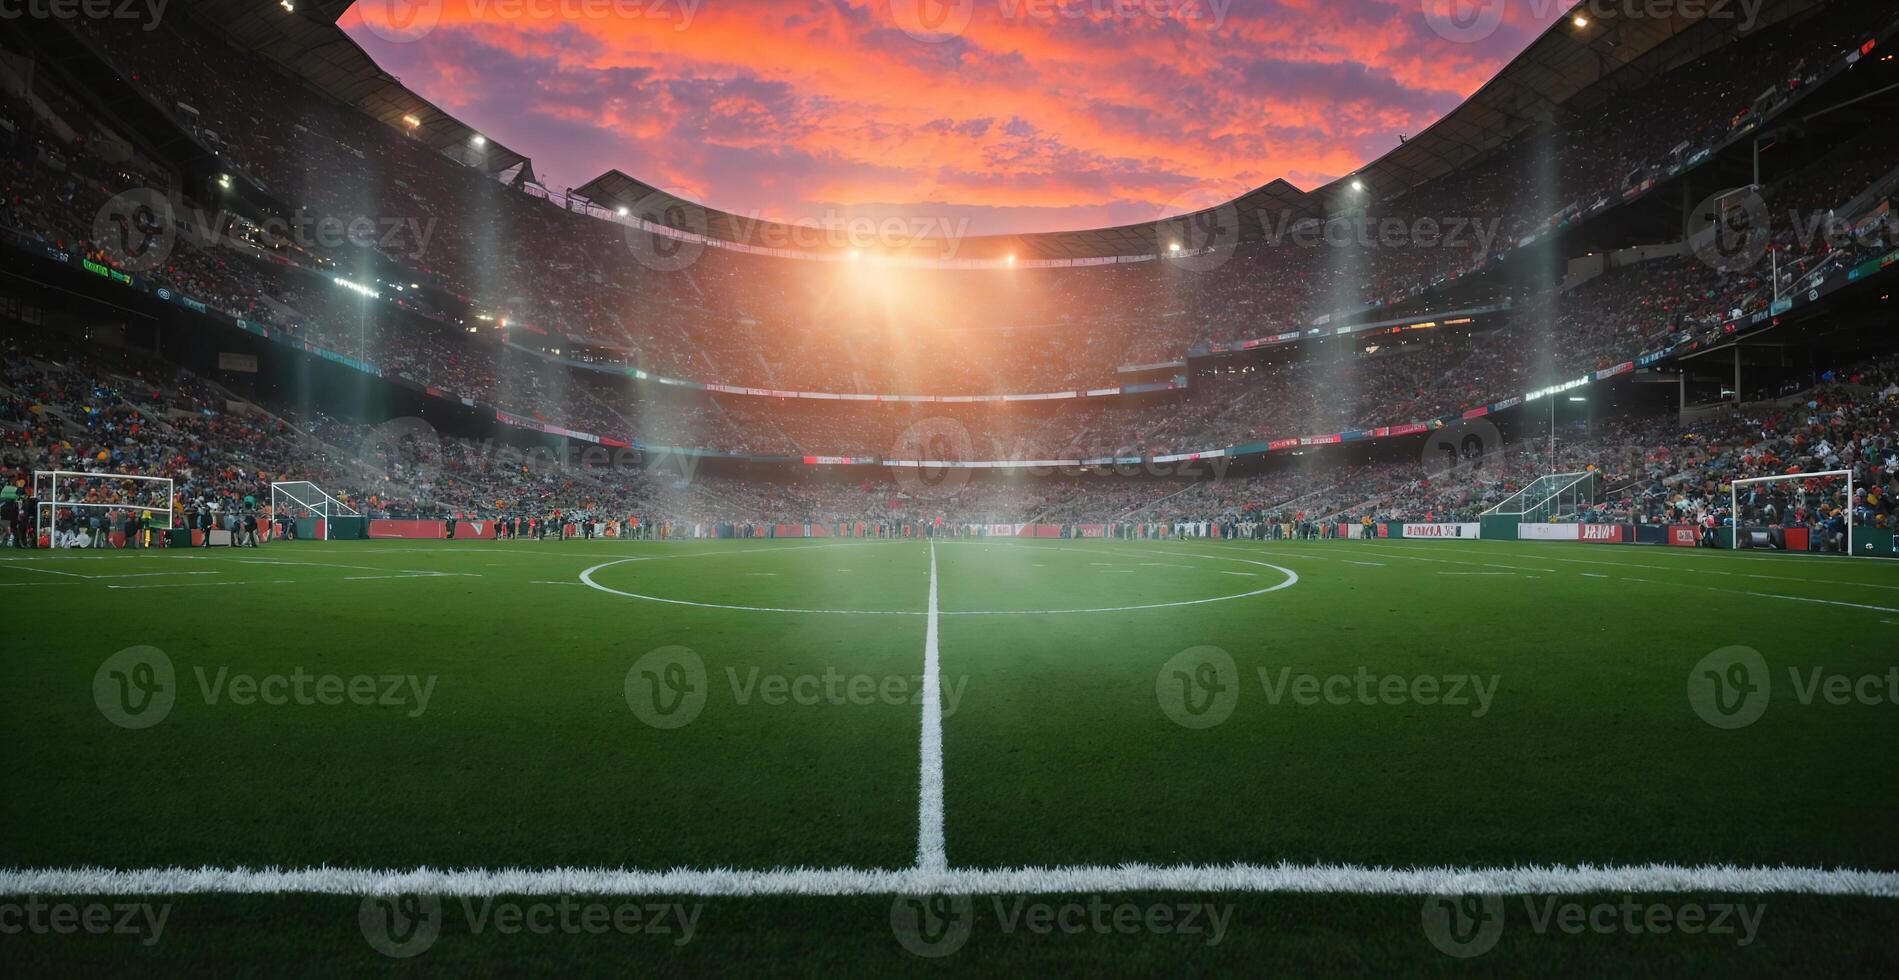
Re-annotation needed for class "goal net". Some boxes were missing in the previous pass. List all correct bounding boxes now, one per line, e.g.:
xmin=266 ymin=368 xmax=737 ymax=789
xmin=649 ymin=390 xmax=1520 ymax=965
xmin=1730 ymin=469 xmax=1855 ymax=555
xmin=270 ymin=481 xmax=361 ymax=541
xmin=33 ymin=471 xmax=174 ymax=547
xmin=1481 ymin=471 xmax=1601 ymax=522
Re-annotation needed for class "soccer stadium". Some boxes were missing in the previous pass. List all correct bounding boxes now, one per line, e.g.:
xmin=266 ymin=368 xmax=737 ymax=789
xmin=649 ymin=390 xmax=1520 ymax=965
xmin=2 ymin=0 xmax=1898 ymax=973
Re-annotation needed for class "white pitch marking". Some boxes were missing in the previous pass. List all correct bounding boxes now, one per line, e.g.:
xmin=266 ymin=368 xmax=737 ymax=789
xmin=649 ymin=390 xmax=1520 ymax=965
xmin=1735 ymin=590 xmax=1899 ymax=614
xmin=3 ymin=863 xmax=1892 ymax=897
xmin=5 ymin=565 xmax=87 ymax=578
xmin=918 ymin=539 xmax=946 ymax=873
xmin=105 ymin=580 xmax=297 ymax=590
xmin=1439 ymin=572 xmax=1514 ymax=577
xmin=1218 ymin=571 xmax=1257 ymax=577
xmin=1374 ymin=541 xmax=1899 ymax=589
xmin=81 ymin=572 xmax=221 ymax=580
xmin=341 ymin=573 xmax=481 ymax=581
xmin=1347 ymin=545 xmax=1552 ymax=573
xmin=577 ymin=553 xmax=1299 ymax=616
xmin=1340 ymin=560 xmax=1386 ymax=567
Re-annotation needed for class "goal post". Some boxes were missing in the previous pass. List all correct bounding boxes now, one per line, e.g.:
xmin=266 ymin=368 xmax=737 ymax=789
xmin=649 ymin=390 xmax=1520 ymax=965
xmin=1730 ymin=469 xmax=1855 ymax=556
xmin=270 ymin=481 xmax=361 ymax=541
xmin=32 ymin=471 xmax=174 ymax=547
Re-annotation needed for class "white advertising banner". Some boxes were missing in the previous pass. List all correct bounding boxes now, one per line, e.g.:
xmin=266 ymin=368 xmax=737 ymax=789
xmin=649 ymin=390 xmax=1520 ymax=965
xmin=1402 ymin=523 xmax=1481 ymax=539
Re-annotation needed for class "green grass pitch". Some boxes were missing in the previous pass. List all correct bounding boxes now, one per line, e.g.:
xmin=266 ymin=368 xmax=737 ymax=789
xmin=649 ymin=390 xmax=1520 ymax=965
xmin=3 ymin=536 xmax=1897 ymax=975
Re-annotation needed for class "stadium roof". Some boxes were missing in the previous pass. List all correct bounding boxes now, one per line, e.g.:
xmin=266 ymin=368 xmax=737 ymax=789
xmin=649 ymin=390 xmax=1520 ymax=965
xmin=184 ymin=0 xmax=1832 ymax=260
xmin=180 ymin=0 xmax=533 ymax=181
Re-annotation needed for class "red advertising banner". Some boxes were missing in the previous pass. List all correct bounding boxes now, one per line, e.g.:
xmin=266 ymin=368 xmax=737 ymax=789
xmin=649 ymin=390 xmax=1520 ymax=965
xmin=369 ymin=519 xmax=444 ymax=539
xmin=1669 ymin=525 xmax=1700 ymax=547
xmin=1579 ymin=524 xmax=1626 ymax=543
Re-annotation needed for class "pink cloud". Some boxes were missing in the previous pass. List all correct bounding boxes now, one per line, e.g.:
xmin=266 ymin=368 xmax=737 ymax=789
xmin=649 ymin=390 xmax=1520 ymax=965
xmin=340 ymin=0 xmax=1568 ymax=235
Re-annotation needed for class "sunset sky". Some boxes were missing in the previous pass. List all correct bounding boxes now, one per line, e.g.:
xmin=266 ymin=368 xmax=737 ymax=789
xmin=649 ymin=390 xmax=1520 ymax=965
xmin=341 ymin=0 xmax=1572 ymax=235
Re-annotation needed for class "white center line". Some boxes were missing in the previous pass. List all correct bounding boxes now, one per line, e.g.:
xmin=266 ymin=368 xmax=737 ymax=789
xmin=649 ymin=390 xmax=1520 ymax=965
xmin=918 ymin=539 xmax=946 ymax=873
